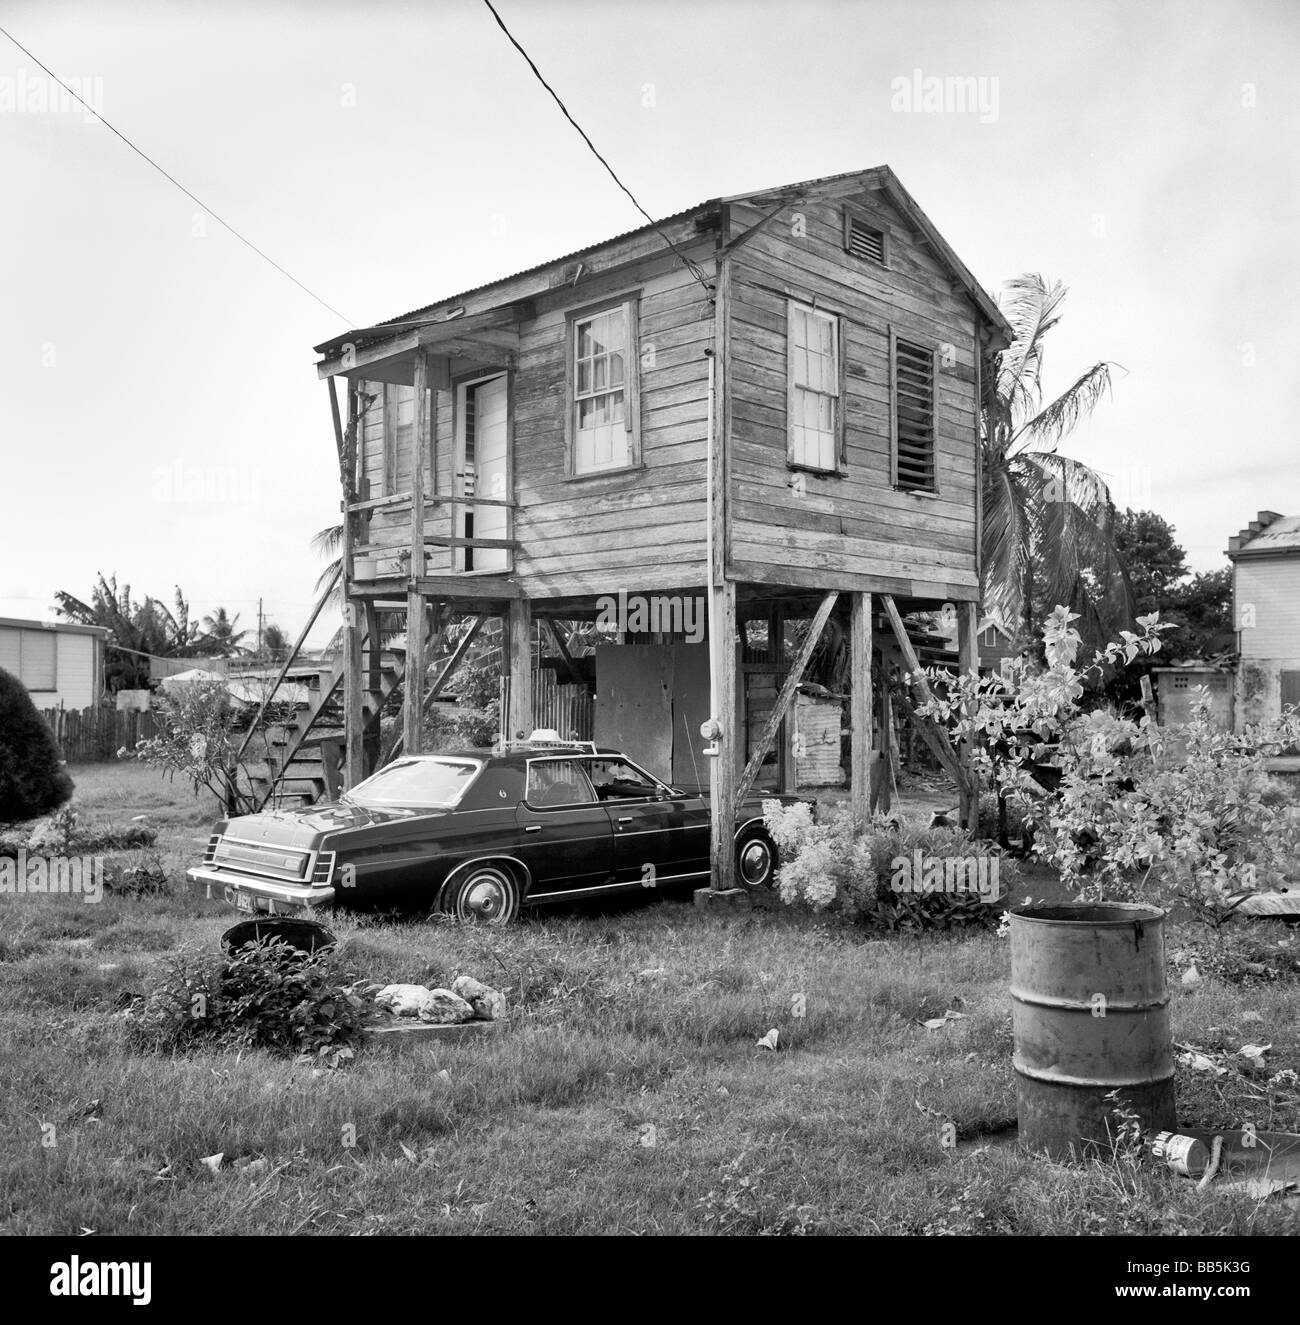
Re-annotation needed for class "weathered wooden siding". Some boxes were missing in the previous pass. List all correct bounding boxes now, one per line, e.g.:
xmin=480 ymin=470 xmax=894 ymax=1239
xmin=512 ymin=248 xmax=712 ymax=596
xmin=346 ymin=186 xmax=986 ymax=603
xmin=726 ymin=187 xmax=982 ymax=599
xmin=352 ymin=244 xmax=715 ymax=595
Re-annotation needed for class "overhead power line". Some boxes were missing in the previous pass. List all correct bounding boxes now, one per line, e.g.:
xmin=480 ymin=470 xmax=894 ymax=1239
xmin=480 ymin=0 xmax=714 ymax=296
xmin=0 ymin=24 xmax=353 ymax=324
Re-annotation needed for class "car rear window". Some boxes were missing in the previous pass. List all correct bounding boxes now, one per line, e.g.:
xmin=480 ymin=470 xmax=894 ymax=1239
xmin=347 ymin=758 xmax=481 ymax=808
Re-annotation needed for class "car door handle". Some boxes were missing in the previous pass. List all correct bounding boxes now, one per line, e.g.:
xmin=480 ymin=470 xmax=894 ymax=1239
xmin=617 ymin=816 xmax=633 ymax=825
xmin=524 ymin=825 xmax=541 ymax=833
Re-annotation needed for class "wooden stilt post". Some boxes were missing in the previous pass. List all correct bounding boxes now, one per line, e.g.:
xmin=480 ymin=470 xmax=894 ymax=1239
xmin=850 ymin=592 xmax=872 ymax=833
xmin=404 ymin=350 xmax=430 ymax=756
xmin=506 ymin=598 xmax=533 ymax=739
xmin=361 ymin=600 xmax=381 ymax=777
xmin=329 ymin=376 xmax=365 ymax=792
xmin=957 ymin=599 xmax=979 ymax=830
xmin=709 ymin=579 xmax=738 ymax=893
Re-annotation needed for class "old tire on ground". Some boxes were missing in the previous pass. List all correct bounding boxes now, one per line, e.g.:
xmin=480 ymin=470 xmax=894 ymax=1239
xmin=736 ymin=829 xmax=777 ymax=889
xmin=442 ymin=863 xmax=521 ymax=925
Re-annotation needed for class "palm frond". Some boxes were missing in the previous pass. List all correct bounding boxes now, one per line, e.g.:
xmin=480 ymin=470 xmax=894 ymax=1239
xmin=996 ymin=274 xmax=1068 ymax=423
xmin=312 ymin=524 xmax=344 ymax=559
xmin=1012 ymin=361 xmax=1118 ymax=454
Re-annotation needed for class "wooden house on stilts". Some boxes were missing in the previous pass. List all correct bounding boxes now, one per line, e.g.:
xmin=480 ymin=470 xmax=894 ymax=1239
xmin=286 ymin=166 xmax=1011 ymax=892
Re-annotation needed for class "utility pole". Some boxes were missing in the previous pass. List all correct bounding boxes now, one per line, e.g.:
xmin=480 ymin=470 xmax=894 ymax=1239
xmin=257 ymin=598 xmax=264 ymax=659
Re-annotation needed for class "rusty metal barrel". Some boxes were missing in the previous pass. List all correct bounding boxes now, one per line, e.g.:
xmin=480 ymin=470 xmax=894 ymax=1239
xmin=1010 ymin=902 xmax=1176 ymax=1159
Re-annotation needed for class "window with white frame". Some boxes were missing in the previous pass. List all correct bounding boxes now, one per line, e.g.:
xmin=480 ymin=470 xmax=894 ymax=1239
xmin=569 ymin=301 xmax=637 ymax=474
xmin=787 ymin=301 xmax=841 ymax=472
xmin=19 ymin=629 xmax=57 ymax=691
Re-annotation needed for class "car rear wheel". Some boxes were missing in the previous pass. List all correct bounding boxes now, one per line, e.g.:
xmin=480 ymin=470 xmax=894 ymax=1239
xmin=442 ymin=864 xmax=520 ymax=925
xmin=736 ymin=829 xmax=777 ymax=889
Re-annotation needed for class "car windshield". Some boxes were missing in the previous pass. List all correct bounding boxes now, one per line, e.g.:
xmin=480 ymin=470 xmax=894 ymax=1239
xmin=345 ymin=758 xmax=481 ymax=808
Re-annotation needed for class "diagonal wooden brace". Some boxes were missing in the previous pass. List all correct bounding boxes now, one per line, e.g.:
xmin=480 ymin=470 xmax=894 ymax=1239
xmin=733 ymin=590 xmax=838 ymax=815
xmin=880 ymin=594 xmax=972 ymax=801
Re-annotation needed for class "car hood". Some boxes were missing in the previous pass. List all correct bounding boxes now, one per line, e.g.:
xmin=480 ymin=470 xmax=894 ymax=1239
xmin=223 ymin=801 xmax=446 ymax=847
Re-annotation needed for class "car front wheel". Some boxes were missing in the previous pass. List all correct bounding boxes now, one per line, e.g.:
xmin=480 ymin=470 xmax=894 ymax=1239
xmin=442 ymin=864 xmax=521 ymax=925
xmin=736 ymin=830 xmax=777 ymax=889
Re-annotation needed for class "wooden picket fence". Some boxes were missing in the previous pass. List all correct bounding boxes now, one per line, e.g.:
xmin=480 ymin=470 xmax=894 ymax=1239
xmin=41 ymin=706 xmax=160 ymax=763
xmin=532 ymin=669 xmax=594 ymax=741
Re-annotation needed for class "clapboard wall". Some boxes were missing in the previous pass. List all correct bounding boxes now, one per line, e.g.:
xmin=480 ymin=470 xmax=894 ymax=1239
xmin=726 ymin=185 xmax=982 ymax=600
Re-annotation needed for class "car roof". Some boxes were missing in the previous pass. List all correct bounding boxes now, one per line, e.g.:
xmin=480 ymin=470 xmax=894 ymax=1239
xmin=392 ymin=746 xmax=623 ymax=770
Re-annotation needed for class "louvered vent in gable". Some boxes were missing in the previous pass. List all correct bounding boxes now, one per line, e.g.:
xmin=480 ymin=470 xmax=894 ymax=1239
xmin=893 ymin=338 xmax=937 ymax=492
xmin=844 ymin=210 xmax=887 ymax=266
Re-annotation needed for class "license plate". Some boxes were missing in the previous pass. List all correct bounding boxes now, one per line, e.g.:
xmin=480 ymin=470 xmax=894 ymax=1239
xmin=227 ymin=888 xmax=256 ymax=913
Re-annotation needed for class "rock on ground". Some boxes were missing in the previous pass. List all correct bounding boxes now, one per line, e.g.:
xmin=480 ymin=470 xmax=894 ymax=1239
xmin=375 ymin=984 xmax=434 ymax=1017
xmin=452 ymin=974 xmax=507 ymax=1021
xmin=417 ymin=988 xmax=475 ymax=1024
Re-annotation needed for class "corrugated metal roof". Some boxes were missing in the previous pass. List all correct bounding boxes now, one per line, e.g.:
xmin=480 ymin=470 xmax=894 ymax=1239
xmin=1238 ymin=514 xmax=1300 ymax=554
xmin=315 ymin=166 xmax=1013 ymax=357
xmin=377 ymin=202 xmax=716 ymax=328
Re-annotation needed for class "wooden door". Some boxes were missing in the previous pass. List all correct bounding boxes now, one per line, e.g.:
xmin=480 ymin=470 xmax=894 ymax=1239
xmin=455 ymin=373 xmax=509 ymax=572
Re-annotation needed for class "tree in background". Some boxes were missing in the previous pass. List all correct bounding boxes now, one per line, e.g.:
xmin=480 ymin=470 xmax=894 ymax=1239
xmin=981 ymin=274 xmax=1135 ymax=653
xmin=261 ymin=622 xmax=289 ymax=663
xmin=1156 ymin=568 xmax=1233 ymax=660
xmin=199 ymin=607 xmax=249 ymax=658
xmin=0 ymin=668 xmax=74 ymax=823
xmin=1114 ymin=510 xmax=1233 ymax=660
xmin=1112 ymin=509 xmax=1189 ymax=614
xmin=55 ymin=574 xmax=206 ymax=690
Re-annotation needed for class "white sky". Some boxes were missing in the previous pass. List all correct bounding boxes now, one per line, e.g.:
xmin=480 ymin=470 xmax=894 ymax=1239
xmin=2 ymin=0 xmax=1297 ymax=648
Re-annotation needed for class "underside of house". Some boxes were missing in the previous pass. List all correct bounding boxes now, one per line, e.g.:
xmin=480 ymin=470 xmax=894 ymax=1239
xmin=253 ymin=166 xmax=1012 ymax=890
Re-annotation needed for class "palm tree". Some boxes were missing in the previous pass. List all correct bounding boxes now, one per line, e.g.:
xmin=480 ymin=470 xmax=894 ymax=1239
xmin=261 ymin=622 xmax=289 ymax=663
xmin=312 ymin=523 xmax=345 ymax=608
xmin=981 ymin=273 xmax=1135 ymax=651
xmin=200 ymin=606 xmax=249 ymax=657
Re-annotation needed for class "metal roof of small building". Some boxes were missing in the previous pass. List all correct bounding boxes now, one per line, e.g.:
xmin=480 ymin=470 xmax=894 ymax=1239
xmin=1228 ymin=512 xmax=1300 ymax=558
xmin=0 ymin=616 xmax=109 ymax=638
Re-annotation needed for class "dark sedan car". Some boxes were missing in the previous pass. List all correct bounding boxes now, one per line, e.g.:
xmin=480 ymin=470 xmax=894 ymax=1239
xmin=186 ymin=737 xmax=804 ymax=924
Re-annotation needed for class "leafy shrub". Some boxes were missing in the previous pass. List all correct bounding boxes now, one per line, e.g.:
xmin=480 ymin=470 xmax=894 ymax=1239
xmin=103 ymin=852 xmax=173 ymax=898
xmin=915 ymin=607 xmax=1300 ymax=924
xmin=126 ymin=938 xmax=373 ymax=1054
xmin=124 ymin=675 xmax=249 ymax=811
xmin=0 ymin=667 xmax=74 ymax=824
xmin=124 ymin=948 xmax=225 ymax=1051
xmin=762 ymin=802 xmax=1014 ymax=932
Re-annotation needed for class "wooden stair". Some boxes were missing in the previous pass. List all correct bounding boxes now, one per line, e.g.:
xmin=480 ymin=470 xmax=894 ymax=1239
xmin=248 ymin=648 xmax=404 ymax=811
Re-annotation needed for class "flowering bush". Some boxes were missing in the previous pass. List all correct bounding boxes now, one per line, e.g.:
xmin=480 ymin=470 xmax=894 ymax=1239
xmin=914 ymin=607 xmax=1300 ymax=923
xmin=762 ymin=800 xmax=1014 ymax=931
xmin=124 ymin=677 xmax=250 ymax=811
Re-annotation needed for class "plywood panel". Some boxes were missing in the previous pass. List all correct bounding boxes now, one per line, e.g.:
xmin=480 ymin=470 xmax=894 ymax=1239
xmin=593 ymin=645 xmax=674 ymax=782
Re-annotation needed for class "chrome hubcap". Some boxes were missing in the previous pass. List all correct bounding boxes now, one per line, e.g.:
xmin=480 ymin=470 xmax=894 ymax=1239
xmin=739 ymin=840 xmax=772 ymax=885
xmin=462 ymin=874 xmax=508 ymax=920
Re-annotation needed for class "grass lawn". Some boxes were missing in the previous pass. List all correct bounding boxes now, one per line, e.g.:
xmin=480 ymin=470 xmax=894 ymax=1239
xmin=1 ymin=760 xmax=1297 ymax=1236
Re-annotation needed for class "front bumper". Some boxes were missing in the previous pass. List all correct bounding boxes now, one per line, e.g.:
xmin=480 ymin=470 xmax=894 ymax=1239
xmin=186 ymin=866 xmax=336 ymax=914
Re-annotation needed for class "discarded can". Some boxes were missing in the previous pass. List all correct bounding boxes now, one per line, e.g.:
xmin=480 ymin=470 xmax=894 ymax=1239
xmin=1151 ymin=1131 xmax=1209 ymax=1177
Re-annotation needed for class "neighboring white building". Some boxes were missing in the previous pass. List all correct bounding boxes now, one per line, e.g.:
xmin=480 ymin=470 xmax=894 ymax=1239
xmin=0 ymin=617 xmax=108 ymax=710
xmin=1227 ymin=510 xmax=1300 ymax=728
